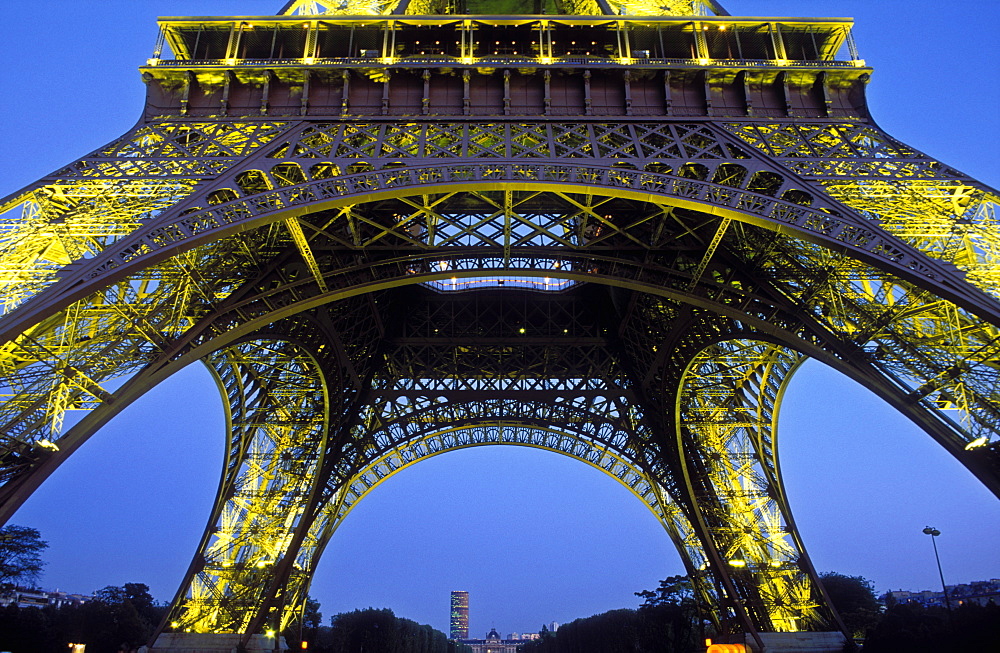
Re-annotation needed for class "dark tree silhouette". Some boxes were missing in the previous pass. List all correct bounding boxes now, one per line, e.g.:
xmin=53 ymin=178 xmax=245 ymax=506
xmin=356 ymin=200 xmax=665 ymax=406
xmin=818 ymin=572 xmax=881 ymax=638
xmin=0 ymin=524 xmax=48 ymax=589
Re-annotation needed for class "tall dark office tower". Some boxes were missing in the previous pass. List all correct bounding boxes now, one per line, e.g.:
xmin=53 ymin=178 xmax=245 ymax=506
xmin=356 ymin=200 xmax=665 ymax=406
xmin=450 ymin=591 xmax=470 ymax=640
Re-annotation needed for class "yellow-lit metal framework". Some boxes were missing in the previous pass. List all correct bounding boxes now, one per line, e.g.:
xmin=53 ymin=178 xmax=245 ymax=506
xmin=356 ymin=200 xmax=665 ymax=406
xmin=1 ymin=0 xmax=999 ymax=649
xmin=279 ymin=0 xmax=725 ymax=17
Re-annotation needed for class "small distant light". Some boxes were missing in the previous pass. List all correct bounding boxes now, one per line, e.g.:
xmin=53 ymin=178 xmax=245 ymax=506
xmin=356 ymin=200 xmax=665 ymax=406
xmin=703 ymin=25 xmax=709 ymax=30
xmin=698 ymin=58 xmax=710 ymax=66
xmin=266 ymin=630 xmax=276 ymax=638
xmin=539 ymin=56 xmax=553 ymax=64
xmin=518 ymin=327 xmax=526 ymax=334
xmin=225 ymin=58 xmax=237 ymax=66
xmin=303 ymin=57 xmax=315 ymax=65
xmin=38 ymin=439 xmax=60 ymax=451
xmin=965 ymin=437 xmax=989 ymax=450
xmin=770 ymin=561 xmax=782 ymax=568
xmin=705 ymin=639 xmax=713 ymax=647
xmin=719 ymin=25 xmax=727 ymax=31
xmin=729 ymin=559 xmax=747 ymax=567
xmin=256 ymin=561 xmax=267 ymax=568
xmin=170 ymin=621 xmax=180 ymax=628
xmin=301 ymin=642 xmax=309 ymax=650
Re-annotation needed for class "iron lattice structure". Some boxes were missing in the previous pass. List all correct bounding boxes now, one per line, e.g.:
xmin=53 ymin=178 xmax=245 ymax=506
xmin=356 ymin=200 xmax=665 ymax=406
xmin=1 ymin=0 xmax=999 ymax=647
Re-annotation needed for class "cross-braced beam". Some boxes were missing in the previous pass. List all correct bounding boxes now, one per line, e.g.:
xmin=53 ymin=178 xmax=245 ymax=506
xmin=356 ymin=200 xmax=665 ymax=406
xmin=675 ymin=339 xmax=840 ymax=635
xmin=165 ymin=337 xmax=330 ymax=634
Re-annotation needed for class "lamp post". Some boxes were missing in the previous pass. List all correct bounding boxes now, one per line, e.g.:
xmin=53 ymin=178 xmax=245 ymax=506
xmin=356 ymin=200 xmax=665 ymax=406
xmin=922 ymin=526 xmax=952 ymax=612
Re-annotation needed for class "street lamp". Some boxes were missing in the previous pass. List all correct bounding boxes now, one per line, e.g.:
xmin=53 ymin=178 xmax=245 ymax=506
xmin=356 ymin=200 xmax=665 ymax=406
xmin=922 ymin=526 xmax=952 ymax=612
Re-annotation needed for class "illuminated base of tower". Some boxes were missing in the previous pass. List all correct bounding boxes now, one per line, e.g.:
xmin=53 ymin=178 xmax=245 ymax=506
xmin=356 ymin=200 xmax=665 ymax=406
xmin=150 ymin=633 xmax=288 ymax=652
xmin=714 ymin=631 xmax=847 ymax=653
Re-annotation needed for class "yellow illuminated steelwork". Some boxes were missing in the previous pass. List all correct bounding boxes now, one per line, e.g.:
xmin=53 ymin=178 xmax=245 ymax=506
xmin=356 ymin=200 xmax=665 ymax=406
xmin=1 ymin=1 xmax=998 ymax=649
xmin=678 ymin=341 xmax=827 ymax=633
xmin=281 ymin=0 xmax=722 ymax=15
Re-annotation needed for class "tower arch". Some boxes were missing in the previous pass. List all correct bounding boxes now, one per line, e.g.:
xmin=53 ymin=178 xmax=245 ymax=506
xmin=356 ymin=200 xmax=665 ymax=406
xmin=2 ymin=2 xmax=999 ymax=650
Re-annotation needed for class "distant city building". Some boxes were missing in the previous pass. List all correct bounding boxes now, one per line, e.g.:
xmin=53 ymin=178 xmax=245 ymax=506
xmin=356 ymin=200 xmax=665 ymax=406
xmin=449 ymin=590 xmax=552 ymax=648
xmin=506 ymin=632 xmax=540 ymax=641
xmin=0 ymin=587 xmax=92 ymax=609
xmin=450 ymin=590 xmax=470 ymax=640
xmin=462 ymin=628 xmax=522 ymax=653
xmin=886 ymin=578 xmax=1000 ymax=608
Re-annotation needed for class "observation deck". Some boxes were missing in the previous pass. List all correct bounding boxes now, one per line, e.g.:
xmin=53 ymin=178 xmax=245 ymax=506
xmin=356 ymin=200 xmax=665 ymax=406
xmin=142 ymin=15 xmax=870 ymax=120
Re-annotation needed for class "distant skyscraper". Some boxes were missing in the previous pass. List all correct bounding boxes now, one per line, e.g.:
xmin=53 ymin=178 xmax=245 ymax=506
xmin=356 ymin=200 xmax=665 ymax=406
xmin=450 ymin=591 xmax=469 ymax=639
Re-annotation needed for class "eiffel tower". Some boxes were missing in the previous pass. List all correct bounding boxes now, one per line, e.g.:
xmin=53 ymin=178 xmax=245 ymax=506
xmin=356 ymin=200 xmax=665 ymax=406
xmin=1 ymin=0 xmax=998 ymax=650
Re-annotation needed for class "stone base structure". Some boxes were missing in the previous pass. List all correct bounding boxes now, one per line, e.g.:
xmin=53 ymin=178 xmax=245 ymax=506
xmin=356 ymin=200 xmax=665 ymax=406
xmin=150 ymin=633 xmax=287 ymax=653
xmin=737 ymin=632 xmax=847 ymax=653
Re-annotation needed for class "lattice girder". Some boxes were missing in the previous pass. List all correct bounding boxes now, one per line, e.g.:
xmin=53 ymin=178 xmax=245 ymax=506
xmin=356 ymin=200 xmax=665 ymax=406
xmin=305 ymin=421 xmax=720 ymax=631
xmin=2 ymin=166 xmax=991 ymax=470
xmin=278 ymin=0 xmax=723 ymax=16
xmin=675 ymin=338 xmax=839 ymax=635
xmin=160 ymin=282 xmax=738 ymax=636
xmin=0 ymin=121 xmax=294 ymax=316
xmin=165 ymin=337 xmax=330 ymax=634
xmin=4 ymin=121 xmax=989 ymax=335
xmin=724 ymin=121 xmax=1000 ymax=305
xmin=3 ymin=177 xmax=1000 ymax=512
xmin=163 ymin=297 xmax=389 ymax=638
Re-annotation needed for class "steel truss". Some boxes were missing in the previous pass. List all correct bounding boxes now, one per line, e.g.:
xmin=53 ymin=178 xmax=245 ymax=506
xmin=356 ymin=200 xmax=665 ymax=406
xmin=676 ymin=340 xmax=834 ymax=633
xmin=279 ymin=0 xmax=721 ymax=17
xmin=2 ymin=1 xmax=1000 ymax=647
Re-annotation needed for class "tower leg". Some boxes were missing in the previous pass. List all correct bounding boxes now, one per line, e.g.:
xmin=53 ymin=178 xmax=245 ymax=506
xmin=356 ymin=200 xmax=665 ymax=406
xmin=675 ymin=339 xmax=846 ymax=640
xmin=161 ymin=337 xmax=330 ymax=638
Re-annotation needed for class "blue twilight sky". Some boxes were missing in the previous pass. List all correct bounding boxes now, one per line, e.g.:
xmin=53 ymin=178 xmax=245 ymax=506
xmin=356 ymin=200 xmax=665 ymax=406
xmin=2 ymin=0 xmax=999 ymax=640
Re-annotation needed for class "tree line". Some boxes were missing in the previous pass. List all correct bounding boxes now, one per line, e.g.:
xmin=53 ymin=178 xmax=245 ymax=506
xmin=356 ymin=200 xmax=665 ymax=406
xmin=0 ymin=582 xmax=165 ymax=653
xmin=517 ymin=572 xmax=1000 ymax=653
xmin=292 ymin=607 xmax=472 ymax=653
xmin=4 ymin=524 xmax=999 ymax=652
xmin=1 ymin=592 xmax=466 ymax=653
xmin=519 ymin=575 xmax=700 ymax=653
xmin=2 ymin=525 xmax=465 ymax=653
xmin=2 ymin=526 xmax=167 ymax=652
